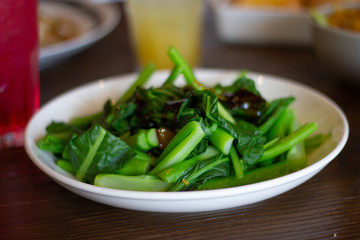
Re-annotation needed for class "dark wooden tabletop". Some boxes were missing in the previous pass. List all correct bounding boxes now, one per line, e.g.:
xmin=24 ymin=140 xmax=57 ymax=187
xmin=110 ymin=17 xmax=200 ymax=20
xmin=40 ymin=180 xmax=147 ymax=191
xmin=1 ymin=3 xmax=359 ymax=239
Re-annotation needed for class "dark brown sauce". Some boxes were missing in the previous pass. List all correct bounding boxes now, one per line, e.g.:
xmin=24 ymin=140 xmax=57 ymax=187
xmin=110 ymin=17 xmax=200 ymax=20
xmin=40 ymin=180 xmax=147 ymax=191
xmin=221 ymin=89 xmax=266 ymax=119
xmin=156 ymin=127 xmax=175 ymax=149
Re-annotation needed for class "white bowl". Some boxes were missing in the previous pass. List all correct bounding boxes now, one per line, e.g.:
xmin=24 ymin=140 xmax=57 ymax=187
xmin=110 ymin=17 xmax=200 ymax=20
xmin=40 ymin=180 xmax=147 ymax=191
xmin=210 ymin=0 xmax=311 ymax=45
xmin=25 ymin=69 xmax=349 ymax=212
xmin=311 ymin=2 xmax=360 ymax=84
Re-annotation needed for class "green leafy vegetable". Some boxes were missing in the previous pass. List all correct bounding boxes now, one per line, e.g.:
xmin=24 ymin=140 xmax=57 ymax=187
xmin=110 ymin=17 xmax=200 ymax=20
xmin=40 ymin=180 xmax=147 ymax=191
xmin=37 ymin=46 xmax=327 ymax=192
xmin=68 ymin=125 xmax=136 ymax=183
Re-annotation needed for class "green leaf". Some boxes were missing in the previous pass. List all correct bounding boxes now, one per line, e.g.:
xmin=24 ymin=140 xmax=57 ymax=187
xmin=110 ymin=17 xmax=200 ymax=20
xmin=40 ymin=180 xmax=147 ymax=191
xmin=38 ymin=134 xmax=69 ymax=154
xmin=169 ymin=156 xmax=230 ymax=191
xmin=195 ymin=90 xmax=219 ymax=123
xmin=213 ymin=74 xmax=261 ymax=96
xmin=46 ymin=121 xmax=84 ymax=134
xmin=67 ymin=125 xmax=136 ymax=183
xmin=237 ymin=134 xmax=265 ymax=166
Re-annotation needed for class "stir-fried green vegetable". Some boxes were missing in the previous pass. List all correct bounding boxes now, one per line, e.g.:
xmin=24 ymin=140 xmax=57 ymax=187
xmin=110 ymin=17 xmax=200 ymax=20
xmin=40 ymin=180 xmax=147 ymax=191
xmin=38 ymin=46 xmax=329 ymax=191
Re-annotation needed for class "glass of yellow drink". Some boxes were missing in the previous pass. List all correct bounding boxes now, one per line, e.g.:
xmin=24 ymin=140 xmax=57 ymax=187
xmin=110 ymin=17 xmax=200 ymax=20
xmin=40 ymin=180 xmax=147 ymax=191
xmin=126 ymin=0 xmax=204 ymax=69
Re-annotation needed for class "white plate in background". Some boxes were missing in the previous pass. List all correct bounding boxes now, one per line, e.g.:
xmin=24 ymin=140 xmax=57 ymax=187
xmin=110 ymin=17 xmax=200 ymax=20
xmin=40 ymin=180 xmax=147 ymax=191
xmin=39 ymin=1 xmax=121 ymax=69
xmin=25 ymin=69 xmax=348 ymax=212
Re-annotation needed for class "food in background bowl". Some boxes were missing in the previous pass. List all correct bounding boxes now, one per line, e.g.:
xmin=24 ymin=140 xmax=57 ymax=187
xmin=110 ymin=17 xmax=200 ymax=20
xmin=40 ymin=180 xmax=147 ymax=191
xmin=326 ymin=6 xmax=360 ymax=32
xmin=230 ymin=0 xmax=302 ymax=9
xmin=230 ymin=0 xmax=353 ymax=9
xmin=39 ymin=11 xmax=81 ymax=47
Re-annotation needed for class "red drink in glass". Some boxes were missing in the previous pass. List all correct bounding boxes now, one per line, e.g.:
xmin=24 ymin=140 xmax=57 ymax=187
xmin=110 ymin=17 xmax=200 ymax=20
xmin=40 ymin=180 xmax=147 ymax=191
xmin=0 ymin=0 xmax=40 ymax=149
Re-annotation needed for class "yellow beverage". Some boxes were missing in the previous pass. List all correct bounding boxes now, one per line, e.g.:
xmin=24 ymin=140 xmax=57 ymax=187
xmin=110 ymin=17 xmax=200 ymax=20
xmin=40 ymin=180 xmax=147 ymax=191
xmin=126 ymin=0 xmax=204 ymax=69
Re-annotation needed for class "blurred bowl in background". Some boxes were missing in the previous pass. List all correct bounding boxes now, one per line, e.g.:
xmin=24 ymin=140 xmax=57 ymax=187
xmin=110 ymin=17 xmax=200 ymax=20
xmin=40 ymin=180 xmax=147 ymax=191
xmin=311 ymin=2 xmax=360 ymax=85
xmin=210 ymin=0 xmax=311 ymax=45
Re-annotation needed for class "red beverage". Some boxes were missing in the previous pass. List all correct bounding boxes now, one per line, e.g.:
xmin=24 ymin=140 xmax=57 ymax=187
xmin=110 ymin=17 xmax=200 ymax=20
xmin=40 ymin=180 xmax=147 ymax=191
xmin=0 ymin=0 xmax=40 ymax=149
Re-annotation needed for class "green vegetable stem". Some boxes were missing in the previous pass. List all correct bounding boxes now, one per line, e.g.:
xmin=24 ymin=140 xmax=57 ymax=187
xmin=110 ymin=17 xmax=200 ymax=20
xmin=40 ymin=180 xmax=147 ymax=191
xmin=229 ymin=145 xmax=245 ymax=179
xmin=197 ymin=159 xmax=289 ymax=190
xmin=116 ymin=150 xmax=154 ymax=176
xmin=122 ymin=128 xmax=159 ymax=151
xmin=260 ymin=122 xmax=318 ymax=163
xmin=149 ymin=121 xmax=205 ymax=175
xmin=94 ymin=174 xmax=171 ymax=191
xmin=209 ymin=127 xmax=234 ymax=155
xmin=158 ymin=146 xmax=220 ymax=183
xmin=116 ymin=63 xmax=156 ymax=104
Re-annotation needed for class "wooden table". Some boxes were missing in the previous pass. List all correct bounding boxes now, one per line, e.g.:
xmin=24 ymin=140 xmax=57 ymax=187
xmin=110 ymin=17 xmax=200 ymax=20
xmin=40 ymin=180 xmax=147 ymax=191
xmin=2 ymin=3 xmax=359 ymax=239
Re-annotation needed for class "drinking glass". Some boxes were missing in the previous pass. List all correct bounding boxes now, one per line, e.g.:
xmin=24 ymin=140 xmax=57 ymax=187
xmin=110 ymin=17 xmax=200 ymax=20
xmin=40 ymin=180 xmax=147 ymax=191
xmin=126 ymin=0 xmax=204 ymax=69
xmin=0 ymin=0 xmax=40 ymax=149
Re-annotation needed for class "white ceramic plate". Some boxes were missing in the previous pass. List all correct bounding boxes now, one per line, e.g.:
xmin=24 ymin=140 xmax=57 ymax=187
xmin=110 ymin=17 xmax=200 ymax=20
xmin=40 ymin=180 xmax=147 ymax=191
xmin=39 ymin=1 xmax=120 ymax=69
xmin=25 ymin=69 xmax=349 ymax=212
xmin=210 ymin=0 xmax=311 ymax=45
